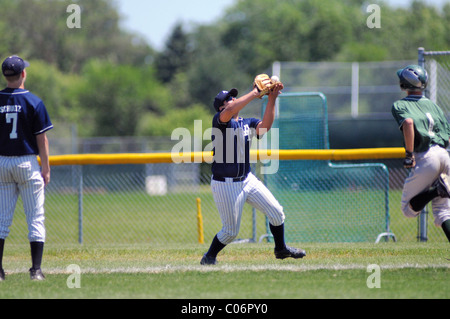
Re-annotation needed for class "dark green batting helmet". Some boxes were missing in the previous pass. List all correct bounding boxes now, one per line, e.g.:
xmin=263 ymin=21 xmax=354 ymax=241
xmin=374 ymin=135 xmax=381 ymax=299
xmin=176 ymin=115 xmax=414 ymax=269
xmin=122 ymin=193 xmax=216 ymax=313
xmin=397 ymin=65 xmax=428 ymax=90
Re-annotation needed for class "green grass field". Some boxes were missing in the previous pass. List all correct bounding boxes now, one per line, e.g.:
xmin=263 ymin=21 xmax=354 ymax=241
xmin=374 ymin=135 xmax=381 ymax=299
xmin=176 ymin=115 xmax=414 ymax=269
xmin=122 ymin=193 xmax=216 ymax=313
xmin=0 ymin=242 xmax=448 ymax=300
xmin=2 ymin=181 xmax=448 ymax=303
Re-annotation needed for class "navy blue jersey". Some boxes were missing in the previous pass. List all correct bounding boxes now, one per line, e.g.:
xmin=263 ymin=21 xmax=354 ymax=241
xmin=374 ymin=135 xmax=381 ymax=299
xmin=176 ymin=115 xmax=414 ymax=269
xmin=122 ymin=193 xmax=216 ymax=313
xmin=212 ymin=112 xmax=261 ymax=178
xmin=0 ymin=88 xmax=53 ymax=156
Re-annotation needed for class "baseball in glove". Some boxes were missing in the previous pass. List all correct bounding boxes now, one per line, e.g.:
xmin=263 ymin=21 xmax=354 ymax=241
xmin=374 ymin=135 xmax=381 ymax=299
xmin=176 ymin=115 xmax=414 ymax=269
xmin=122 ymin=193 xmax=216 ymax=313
xmin=254 ymin=74 xmax=277 ymax=98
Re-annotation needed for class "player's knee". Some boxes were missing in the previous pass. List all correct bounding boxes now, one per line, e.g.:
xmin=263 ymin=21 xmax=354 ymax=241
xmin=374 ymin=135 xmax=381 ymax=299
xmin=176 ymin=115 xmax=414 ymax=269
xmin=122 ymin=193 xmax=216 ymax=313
xmin=217 ymin=230 xmax=238 ymax=245
xmin=262 ymin=203 xmax=285 ymax=226
xmin=27 ymin=221 xmax=46 ymax=242
xmin=28 ymin=232 xmax=45 ymax=243
xmin=402 ymin=203 xmax=420 ymax=219
xmin=0 ymin=228 xmax=9 ymax=240
xmin=268 ymin=211 xmax=285 ymax=227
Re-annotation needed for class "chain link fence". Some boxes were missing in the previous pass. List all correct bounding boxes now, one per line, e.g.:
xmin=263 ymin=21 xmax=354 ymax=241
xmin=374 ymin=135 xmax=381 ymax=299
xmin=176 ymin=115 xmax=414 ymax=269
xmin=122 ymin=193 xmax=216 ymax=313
xmin=6 ymin=58 xmax=450 ymax=245
xmin=417 ymin=48 xmax=450 ymax=241
xmin=7 ymin=157 xmax=447 ymax=246
xmin=260 ymin=60 xmax=417 ymax=118
xmin=420 ymin=48 xmax=450 ymax=114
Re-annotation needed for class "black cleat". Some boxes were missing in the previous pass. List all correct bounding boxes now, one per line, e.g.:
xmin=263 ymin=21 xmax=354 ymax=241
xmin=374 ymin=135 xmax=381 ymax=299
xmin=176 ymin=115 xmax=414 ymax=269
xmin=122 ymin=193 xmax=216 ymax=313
xmin=200 ymin=254 xmax=217 ymax=265
xmin=29 ymin=268 xmax=45 ymax=281
xmin=275 ymin=246 xmax=306 ymax=259
xmin=0 ymin=268 xmax=4 ymax=281
xmin=435 ymin=173 xmax=450 ymax=198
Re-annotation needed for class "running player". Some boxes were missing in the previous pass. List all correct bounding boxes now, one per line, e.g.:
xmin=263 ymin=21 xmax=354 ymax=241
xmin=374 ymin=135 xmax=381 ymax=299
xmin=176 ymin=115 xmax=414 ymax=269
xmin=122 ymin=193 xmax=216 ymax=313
xmin=0 ymin=56 xmax=53 ymax=281
xmin=392 ymin=65 xmax=450 ymax=242
xmin=201 ymin=82 xmax=306 ymax=265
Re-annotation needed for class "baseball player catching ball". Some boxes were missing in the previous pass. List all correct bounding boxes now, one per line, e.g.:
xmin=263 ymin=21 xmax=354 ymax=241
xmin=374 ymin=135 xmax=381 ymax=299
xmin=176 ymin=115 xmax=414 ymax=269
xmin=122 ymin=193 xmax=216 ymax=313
xmin=392 ymin=65 xmax=450 ymax=242
xmin=0 ymin=56 xmax=53 ymax=281
xmin=201 ymin=75 xmax=306 ymax=265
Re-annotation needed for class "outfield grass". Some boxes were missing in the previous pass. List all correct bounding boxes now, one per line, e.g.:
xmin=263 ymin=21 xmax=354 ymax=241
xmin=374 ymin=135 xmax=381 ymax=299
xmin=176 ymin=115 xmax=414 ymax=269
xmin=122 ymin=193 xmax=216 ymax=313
xmin=0 ymin=242 xmax=448 ymax=300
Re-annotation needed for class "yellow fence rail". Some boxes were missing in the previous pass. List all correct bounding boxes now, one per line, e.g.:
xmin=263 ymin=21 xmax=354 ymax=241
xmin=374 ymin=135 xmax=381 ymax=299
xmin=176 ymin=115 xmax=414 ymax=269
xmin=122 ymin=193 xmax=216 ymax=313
xmin=44 ymin=148 xmax=405 ymax=166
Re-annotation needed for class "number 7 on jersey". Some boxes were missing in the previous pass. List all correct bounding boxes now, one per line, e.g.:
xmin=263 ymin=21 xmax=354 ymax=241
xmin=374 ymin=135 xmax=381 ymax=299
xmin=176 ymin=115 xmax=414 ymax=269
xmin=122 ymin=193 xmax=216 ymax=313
xmin=6 ymin=113 xmax=18 ymax=139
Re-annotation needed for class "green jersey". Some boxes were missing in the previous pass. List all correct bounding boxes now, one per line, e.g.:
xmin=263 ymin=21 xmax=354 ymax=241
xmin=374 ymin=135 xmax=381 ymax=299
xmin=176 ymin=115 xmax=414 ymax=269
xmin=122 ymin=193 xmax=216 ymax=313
xmin=392 ymin=95 xmax=450 ymax=153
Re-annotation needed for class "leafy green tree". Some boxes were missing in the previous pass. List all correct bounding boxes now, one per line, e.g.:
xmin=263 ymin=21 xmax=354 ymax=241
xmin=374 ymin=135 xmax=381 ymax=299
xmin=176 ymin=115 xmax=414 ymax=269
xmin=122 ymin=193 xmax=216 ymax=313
xmin=155 ymin=23 xmax=191 ymax=84
xmin=1 ymin=0 xmax=449 ymax=139
xmin=187 ymin=25 xmax=252 ymax=108
xmin=136 ymin=104 xmax=212 ymax=137
xmin=304 ymin=1 xmax=353 ymax=61
xmin=76 ymin=60 xmax=171 ymax=137
xmin=0 ymin=0 xmax=153 ymax=73
xmin=24 ymin=60 xmax=83 ymax=125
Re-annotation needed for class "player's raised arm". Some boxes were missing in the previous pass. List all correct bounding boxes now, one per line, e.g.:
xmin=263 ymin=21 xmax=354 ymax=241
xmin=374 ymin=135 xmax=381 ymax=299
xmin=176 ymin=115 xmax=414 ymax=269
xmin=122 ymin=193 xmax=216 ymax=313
xmin=219 ymin=88 xmax=260 ymax=123
xmin=256 ymin=82 xmax=283 ymax=136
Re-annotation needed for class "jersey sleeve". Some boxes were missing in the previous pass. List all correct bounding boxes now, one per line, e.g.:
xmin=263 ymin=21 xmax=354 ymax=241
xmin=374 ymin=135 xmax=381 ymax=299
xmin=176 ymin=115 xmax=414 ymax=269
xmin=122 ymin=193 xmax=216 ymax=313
xmin=248 ymin=117 xmax=263 ymax=139
xmin=391 ymin=102 xmax=408 ymax=130
xmin=212 ymin=112 xmax=228 ymax=128
xmin=249 ymin=117 xmax=262 ymax=129
xmin=32 ymin=101 xmax=53 ymax=135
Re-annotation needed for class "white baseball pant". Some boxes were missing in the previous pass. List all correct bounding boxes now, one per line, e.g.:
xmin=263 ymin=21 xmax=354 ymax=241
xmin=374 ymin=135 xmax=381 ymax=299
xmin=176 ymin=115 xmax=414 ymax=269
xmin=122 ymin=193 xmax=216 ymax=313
xmin=211 ymin=172 xmax=285 ymax=244
xmin=402 ymin=145 xmax=450 ymax=227
xmin=0 ymin=156 xmax=46 ymax=242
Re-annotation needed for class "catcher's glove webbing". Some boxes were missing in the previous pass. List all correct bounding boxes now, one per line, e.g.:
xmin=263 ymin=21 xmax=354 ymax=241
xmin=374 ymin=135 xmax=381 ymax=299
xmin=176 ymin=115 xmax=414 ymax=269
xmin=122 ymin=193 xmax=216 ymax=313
xmin=254 ymin=74 xmax=276 ymax=98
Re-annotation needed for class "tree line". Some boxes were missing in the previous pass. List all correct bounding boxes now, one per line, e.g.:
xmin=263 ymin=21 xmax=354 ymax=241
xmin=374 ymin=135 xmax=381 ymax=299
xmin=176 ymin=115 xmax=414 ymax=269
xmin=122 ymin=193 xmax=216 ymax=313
xmin=0 ymin=0 xmax=449 ymax=137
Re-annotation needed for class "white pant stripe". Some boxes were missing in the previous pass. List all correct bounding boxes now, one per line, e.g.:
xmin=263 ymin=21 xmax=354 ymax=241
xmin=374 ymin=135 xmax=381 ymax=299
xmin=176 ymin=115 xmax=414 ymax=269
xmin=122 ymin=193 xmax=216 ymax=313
xmin=212 ymin=173 xmax=285 ymax=244
xmin=0 ymin=156 xmax=46 ymax=242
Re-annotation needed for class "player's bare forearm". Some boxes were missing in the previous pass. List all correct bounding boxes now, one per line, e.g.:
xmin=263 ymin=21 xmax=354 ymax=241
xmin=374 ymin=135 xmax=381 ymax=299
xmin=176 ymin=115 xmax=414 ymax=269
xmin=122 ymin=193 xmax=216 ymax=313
xmin=257 ymin=100 xmax=276 ymax=135
xmin=36 ymin=133 xmax=50 ymax=186
xmin=257 ymin=83 xmax=283 ymax=135
xmin=220 ymin=88 xmax=260 ymax=123
xmin=401 ymin=118 xmax=416 ymax=168
xmin=402 ymin=118 xmax=415 ymax=153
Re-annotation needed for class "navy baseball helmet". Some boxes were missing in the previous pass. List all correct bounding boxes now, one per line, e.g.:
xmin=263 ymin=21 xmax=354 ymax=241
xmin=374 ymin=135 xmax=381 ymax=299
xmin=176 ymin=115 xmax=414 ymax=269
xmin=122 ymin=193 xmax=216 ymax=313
xmin=397 ymin=65 xmax=428 ymax=90
xmin=214 ymin=88 xmax=238 ymax=112
xmin=2 ymin=55 xmax=30 ymax=76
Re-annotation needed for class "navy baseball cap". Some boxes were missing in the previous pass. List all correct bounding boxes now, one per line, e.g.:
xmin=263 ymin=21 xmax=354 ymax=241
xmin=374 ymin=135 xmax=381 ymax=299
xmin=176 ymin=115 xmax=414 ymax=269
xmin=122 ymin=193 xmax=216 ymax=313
xmin=2 ymin=55 xmax=30 ymax=76
xmin=214 ymin=88 xmax=238 ymax=112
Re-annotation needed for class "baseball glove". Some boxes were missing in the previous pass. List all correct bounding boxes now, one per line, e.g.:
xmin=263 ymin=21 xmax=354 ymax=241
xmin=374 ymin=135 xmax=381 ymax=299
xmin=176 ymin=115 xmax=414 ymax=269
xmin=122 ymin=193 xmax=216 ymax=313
xmin=254 ymin=74 xmax=276 ymax=98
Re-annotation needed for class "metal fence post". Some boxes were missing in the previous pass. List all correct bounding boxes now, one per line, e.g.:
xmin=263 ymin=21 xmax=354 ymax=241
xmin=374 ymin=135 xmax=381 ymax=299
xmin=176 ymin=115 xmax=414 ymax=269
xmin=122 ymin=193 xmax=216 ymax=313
xmin=71 ymin=125 xmax=83 ymax=244
xmin=417 ymin=47 xmax=428 ymax=242
xmin=252 ymin=208 xmax=257 ymax=243
xmin=418 ymin=208 xmax=428 ymax=242
xmin=78 ymin=165 xmax=83 ymax=244
xmin=351 ymin=62 xmax=359 ymax=118
xmin=272 ymin=61 xmax=281 ymax=118
xmin=418 ymin=47 xmax=425 ymax=68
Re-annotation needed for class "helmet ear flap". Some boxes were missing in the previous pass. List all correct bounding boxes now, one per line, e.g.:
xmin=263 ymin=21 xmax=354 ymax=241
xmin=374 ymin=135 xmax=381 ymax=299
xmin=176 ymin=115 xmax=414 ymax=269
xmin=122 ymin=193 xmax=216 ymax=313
xmin=400 ymin=83 xmax=408 ymax=90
